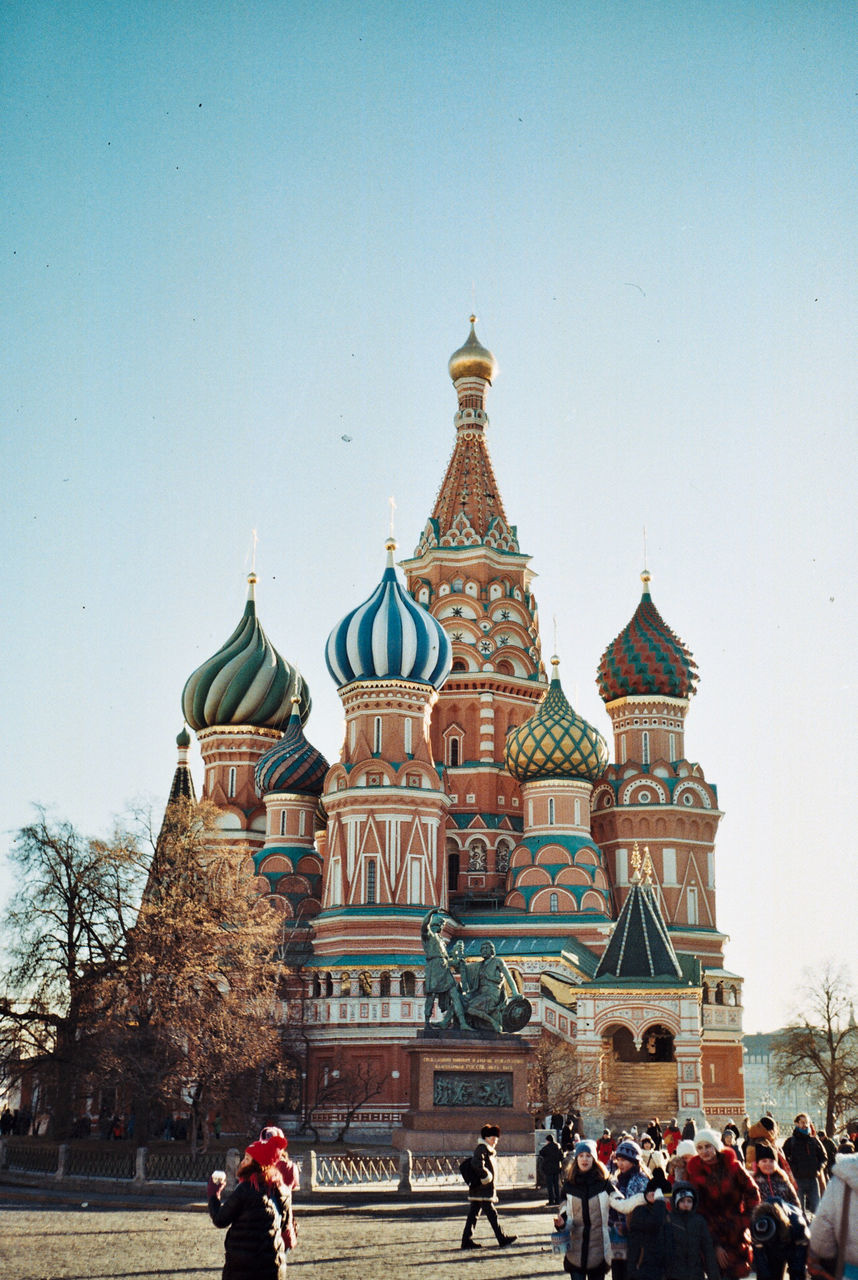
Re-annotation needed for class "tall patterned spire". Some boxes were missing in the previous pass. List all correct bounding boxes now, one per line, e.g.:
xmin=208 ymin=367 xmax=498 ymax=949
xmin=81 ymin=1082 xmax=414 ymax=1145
xmin=413 ymin=318 xmax=520 ymax=555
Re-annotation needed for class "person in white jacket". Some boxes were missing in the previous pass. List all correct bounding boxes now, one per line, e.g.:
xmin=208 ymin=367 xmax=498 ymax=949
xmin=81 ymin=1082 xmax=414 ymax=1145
xmin=809 ymin=1152 xmax=858 ymax=1280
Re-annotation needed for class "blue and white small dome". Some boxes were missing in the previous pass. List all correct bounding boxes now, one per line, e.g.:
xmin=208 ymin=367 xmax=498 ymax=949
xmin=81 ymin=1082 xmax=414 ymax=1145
xmin=325 ymin=540 xmax=452 ymax=689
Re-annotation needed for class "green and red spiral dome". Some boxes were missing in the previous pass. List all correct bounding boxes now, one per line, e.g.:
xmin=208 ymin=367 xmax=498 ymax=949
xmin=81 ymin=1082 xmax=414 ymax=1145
xmin=597 ymin=572 xmax=698 ymax=703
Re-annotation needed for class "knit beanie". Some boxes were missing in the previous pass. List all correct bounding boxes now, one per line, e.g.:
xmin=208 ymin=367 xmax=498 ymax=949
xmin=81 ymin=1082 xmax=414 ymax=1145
xmin=615 ymin=1139 xmax=642 ymax=1162
xmin=675 ymin=1140 xmax=697 ymax=1158
xmin=694 ymin=1127 xmax=723 ymax=1152
xmin=755 ymin=1143 xmax=776 ymax=1163
xmin=575 ymin=1139 xmax=597 ymax=1158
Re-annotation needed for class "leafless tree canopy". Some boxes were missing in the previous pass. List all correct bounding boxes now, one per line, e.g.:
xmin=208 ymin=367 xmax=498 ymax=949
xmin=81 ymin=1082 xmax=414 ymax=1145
xmin=771 ymin=960 xmax=858 ymax=1135
xmin=529 ymin=1030 xmax=597 ymax=1117
xmin=1 ymin=801 xmax=286 ymax=1145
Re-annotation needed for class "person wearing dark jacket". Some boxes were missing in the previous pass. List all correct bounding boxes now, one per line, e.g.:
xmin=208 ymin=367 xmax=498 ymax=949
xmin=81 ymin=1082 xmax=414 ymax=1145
xmin=208 ymin=1134 xmax=290 ymax=1280
xmin=782 ymin=1114 xmax=827 ymax=1216
xmin=553 ymin=1140 xmax=613 ymax=1279
xmin=541 ymin=1131 xmax=564 ymax=1204
xmin=665 ymin=1182 xmax=721 ymax=1280
xmin=461 ymin=1124 xmax=517 ymax=1250
xmin=627 ymin=1176 xmax=669 ymax=1280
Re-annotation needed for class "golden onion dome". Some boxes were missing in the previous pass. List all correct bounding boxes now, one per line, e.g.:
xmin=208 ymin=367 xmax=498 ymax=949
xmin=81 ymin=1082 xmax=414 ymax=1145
xmin=505 ymin=657 xmax=608 ymax=784
xmin=448 ymin=316 xmax=498 ymax=384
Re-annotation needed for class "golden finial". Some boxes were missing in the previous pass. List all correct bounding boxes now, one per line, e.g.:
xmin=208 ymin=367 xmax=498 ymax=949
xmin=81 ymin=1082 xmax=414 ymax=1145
xmin=631 ymin=842 xmax=642 ymax=882
xmin=642 ymin=846 xmax=654 ymax=885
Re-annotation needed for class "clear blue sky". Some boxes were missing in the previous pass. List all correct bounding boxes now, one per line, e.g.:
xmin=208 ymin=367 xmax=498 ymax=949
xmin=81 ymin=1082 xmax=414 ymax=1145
xmin=2 ymin=1 xmax=856 ymax=1036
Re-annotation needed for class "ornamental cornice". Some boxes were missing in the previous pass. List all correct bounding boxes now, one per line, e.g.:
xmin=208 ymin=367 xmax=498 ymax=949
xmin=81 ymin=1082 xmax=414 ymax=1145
xmin=339 ymin=680 xmax=437 ymax=712
xmin=604 ymin=695 xmax=689 ymax=713
xmin=197 ymin=725 xmax=282 ymax=742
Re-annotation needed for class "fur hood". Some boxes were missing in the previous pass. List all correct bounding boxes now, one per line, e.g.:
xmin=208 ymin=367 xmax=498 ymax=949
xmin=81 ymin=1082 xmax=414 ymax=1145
xmin=833 ymin=1152 xmax=858 ymax=1191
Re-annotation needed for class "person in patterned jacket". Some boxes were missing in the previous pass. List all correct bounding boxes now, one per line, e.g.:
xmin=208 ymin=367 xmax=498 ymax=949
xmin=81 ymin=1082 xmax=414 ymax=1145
xmin=685 ymin=1128 xmax=761 ymax=1279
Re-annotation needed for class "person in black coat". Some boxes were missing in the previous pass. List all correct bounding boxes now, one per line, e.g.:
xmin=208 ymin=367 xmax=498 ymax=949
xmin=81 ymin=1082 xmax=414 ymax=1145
xmin=627 ymin=1177 xmax=669 ymax=1280
xmin=461 ymin=1124 xmax=517 ymax=1250
xmin=665 ymin=1182 xmax=721 ymax=1280
xmin=541 ymin=1132 xmax=564 ymax=1204
xmin=208 ymin=1134 xmax=290 ymax=1280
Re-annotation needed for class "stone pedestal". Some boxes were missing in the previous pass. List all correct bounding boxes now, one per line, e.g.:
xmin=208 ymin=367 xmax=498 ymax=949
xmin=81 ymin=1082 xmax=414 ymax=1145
xmin=392 ymin=1033 xmax=533 ymax=1153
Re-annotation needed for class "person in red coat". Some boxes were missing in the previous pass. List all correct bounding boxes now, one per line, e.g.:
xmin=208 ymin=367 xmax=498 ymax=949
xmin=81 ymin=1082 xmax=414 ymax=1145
xmin=685 ymin=1127 xmax=761 ymax=1279
xmin=596 ymin=1129 xmax=616 ymax=1165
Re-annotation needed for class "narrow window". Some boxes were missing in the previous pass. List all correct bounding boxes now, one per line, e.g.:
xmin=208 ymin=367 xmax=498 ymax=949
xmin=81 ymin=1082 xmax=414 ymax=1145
xmin=228 ymin=766 xmax=237 ymax=798
xmin=641 ymin=731 xmax=650 ymax=765
xmin=687 ymin=886 xmax=698 ymax=925
xmin=299 ymin=810 xmax=306 ymax=837
xmin=373 ymin=717 xmax=382 ymax=754
xmin=574 ymin=798 xmax=582 ymax=827
xmin=404 ymin=718 xmax=412 ymax=754
xmin=366 ymin=859 xmax=377 ymax=904
xmin=549 ymin=892 xmax=559 ymax=913
xmin=669 ymin=733 xmax=677 ymax=762
xmin=449 ymin=737 xmax=460 ymax=767
xmin=279 ymin=810 xmax=287 ymax=836
xmin=620 ymin=735 xmax=627 ymax=764
xmin=548 ymin=797 xmax=555 ymax=826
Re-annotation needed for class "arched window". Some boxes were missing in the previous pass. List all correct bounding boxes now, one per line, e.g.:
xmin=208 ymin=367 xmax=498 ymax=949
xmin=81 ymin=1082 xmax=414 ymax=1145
xmin=641 ymin=731 xmax=650 ymax=765
xmin=400 ymin=970 xmax=416 ymax=996
xmin=279 ymin=810 xmax=287 ymax=836
xmin=404 ymin=718 xmax=412 ymax=754
xmin=228 ymin=766 xmax=237 ymax=798
xmin=312 ymin=975 xmax=322 ymax=997
xmin=548 ymin=797 xmax=555 ymax=826
xmin=496 ymin=840 xmax=511 ymax=874
xmin=373 ymin=717 xmax=382 ymax=754
xmin=574 ymin=798 xmax=582 ymax=827
xmin=549 ymin=892 xmax=559 ymax=913
xmin=325 ymin=972 xmax=333 ymax=997
xmin=469 ymin=840 xmax=487 ymax=871
xmin=669 ymin=733 xmax=677 ymax=762
xmin=358 ymin=971 xmax=372 ymax=997
xmin=448 ymin=737 xmax=460 ymax=767
xmin=366 ymin=858 xmax=377 ymax=904
xmin=379 ymin=973 xmax=391 ymax=997
xmin=298 ymin=809 xmax=306 ymax=836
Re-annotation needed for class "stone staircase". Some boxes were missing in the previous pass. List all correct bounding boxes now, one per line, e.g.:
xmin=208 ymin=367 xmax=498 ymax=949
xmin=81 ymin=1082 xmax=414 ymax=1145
xmin=602 ymin=1062 xmax=677 ymax=1130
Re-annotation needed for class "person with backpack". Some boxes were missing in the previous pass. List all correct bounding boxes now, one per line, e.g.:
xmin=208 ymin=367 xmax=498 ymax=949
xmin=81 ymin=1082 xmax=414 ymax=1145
xmin=460 ymin=1123 xmax=517 ymax=1250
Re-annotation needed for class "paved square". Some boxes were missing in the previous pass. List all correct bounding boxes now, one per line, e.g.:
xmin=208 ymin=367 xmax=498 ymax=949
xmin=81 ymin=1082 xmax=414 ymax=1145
xmin=0 ymin=1194 xmax=558 ymax=1280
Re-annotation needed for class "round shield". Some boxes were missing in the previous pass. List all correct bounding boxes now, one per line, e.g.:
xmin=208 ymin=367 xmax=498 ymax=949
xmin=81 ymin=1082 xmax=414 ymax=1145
xmin=502 ymin=995 xmax=533 ymax=1033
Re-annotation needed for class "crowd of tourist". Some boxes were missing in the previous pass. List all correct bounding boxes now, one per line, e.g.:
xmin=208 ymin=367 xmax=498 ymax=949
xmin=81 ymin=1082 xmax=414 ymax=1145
xmin=544 ymin=1111 xmax=858 ymax=1280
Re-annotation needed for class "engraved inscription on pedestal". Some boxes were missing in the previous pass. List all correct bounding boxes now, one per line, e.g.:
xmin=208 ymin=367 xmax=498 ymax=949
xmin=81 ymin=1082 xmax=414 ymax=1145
xmin=433 ymin=1070 xmax=514 ymax=1108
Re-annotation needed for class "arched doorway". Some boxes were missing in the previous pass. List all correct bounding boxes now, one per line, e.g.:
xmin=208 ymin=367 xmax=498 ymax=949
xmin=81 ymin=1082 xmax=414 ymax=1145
xmin=641 ymin=1023 xmax=675 ymax=1062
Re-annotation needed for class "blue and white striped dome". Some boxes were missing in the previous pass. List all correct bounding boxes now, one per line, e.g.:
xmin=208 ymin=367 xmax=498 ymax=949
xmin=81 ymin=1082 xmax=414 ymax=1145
xmin=325 ymin=541 xmax=452 ymax=690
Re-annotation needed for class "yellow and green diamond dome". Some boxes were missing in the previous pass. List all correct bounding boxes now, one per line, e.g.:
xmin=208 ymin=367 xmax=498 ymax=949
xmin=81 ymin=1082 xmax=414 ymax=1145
xmin=505 ymin=657 xmax=608 ymax=784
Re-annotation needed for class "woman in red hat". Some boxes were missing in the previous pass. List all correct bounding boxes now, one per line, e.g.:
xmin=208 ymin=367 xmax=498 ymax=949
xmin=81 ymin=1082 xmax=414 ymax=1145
xmin=208 ymin=1132 xmax=291 ymax=1278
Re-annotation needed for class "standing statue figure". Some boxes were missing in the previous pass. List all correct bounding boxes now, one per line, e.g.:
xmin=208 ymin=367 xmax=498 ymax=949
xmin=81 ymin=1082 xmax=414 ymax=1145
xmin=421 ymin=909 xmax=467 ymax=1029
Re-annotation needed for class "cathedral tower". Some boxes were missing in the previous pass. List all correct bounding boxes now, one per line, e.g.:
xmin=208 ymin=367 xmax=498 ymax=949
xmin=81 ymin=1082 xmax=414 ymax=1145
xmin=312 ymin=541 xmax=452 ymax=963
xmin=591 ymin=570 xmax=724 ymax=964
xmin=400 ymin=319 xmax=547 ymax=907
xmin=181 ymin=573 xmax=311 ymax=851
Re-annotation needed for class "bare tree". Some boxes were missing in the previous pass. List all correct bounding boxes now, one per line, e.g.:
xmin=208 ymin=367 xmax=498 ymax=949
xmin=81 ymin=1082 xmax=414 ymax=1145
xmin=303 ymin=1059 xmax=387 ymax=1144
xmin=0 ymin=809 xmax=144 ymax=1136
xmin=96 ymin=799 xmax=284 ymax=1149
xmin=529 ymin=1030 xmax=599 ymax=1118
xmin=772 ymin=961 xmax=858 ymax=1135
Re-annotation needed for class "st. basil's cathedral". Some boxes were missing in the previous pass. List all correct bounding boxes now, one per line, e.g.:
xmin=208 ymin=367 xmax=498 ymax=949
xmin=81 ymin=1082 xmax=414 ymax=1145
xmin=173 ymin=320 xmax=745 ymax=1138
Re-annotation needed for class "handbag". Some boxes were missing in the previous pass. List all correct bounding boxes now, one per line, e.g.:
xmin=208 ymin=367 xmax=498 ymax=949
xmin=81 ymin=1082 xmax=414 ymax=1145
xmin=550 ymin=1226 xmax=572 ymax=1254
